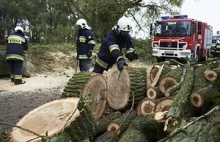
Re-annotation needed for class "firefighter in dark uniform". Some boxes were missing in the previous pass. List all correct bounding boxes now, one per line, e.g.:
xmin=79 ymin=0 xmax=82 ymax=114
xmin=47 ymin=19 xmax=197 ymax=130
xmin=75 ymin=19 xmax=96 ymax=72
xmin=6 ymin=26 xmax=28 ymax=85
xmin=93 ymin=17 xmax=138 ymax=74
xmin=214 ymin=40 xmax=220 ymax=57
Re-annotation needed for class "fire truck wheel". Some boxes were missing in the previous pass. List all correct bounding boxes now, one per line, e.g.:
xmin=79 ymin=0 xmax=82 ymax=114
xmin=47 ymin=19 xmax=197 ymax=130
xmin=156 ymin=57 xmax=165 ymax=63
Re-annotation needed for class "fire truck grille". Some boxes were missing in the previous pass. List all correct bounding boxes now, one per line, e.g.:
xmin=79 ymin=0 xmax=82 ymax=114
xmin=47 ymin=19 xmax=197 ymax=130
xmin=159 ymin=42 xmax=186 ymax=49
xmin=159 ymin=42 xmax=177 ymax=48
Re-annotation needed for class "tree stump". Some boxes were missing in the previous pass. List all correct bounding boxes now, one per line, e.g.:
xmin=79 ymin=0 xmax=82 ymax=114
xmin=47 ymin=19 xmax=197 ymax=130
xmin=107 ymin=65 xmax=147 ymax=110
xmin=62 ymin=72 xmax=93 ymax=97
xmin=81 ymin=74 xmax=108 ymax=120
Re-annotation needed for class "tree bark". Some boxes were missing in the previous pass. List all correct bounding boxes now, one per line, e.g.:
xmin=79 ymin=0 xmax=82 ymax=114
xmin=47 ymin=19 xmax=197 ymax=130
xmin=94 ymin=111 xmax=122 ymax=136
xmin=190 ymin=85 xmax=220 ymax=108
xmin=95 ymin=132 xmax=119 ymax=142
xmin=107 ymin=110 xmax=136 ymax=135
xmin=119 ymin=116 xmax=166 ymax=142
xmin=107 ymin=65 xmax=147 ymax=110
xmin=62 ymin=72 xmax=93 ymax=97
xmin=166 ymin=109 xmax=220 ymax=142
xmin=166 ymin=66 xmax=195 ymax=128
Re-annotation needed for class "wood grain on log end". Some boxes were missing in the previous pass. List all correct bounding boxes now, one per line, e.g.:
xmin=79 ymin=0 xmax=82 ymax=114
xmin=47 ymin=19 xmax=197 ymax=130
xmin=155 ymin=98 xmax=174 ymax=113
xmin=190 ymin=93 xmax=204 ymax=108
xmin=204 ymin=70 xmax=217 ymax=82
xmin=159 ymin=77 xmax=178 ymax=94
xmin=137 ymin=100 xmax=155 ymax=116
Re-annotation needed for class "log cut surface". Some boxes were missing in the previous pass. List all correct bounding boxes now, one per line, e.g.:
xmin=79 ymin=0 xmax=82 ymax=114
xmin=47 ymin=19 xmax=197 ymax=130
xmin=82 ymin=74 xmax=107 ymax=120
xmin=10 ymin=98 xmax=80 ymax=142
xmin=107 ymin=66 xmax=130 ymax=110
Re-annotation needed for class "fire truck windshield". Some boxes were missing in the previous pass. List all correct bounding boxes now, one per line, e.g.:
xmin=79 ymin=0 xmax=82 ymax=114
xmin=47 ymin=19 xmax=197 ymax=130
xmin=154 ymin=21 xmax=191 ymax=37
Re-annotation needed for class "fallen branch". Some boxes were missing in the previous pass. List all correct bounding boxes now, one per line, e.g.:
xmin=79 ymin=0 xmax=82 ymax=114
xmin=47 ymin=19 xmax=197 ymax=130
xmin=158 ymin=106 xmax=220 ymax=142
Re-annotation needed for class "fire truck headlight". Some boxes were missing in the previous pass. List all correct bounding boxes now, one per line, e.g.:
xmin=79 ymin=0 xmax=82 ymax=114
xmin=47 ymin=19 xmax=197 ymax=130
xmin=153 ymin=43 xmax=158 ymax=47
xmin=152 ymin=50 xmax=158 ymax=54
xmin=182 ymin=44 xmax=187 ymax=49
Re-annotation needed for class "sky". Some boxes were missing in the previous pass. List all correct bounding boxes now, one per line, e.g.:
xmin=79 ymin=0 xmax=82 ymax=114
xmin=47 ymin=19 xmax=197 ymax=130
xmin=181 ymin=0 xmax=219 ymax=34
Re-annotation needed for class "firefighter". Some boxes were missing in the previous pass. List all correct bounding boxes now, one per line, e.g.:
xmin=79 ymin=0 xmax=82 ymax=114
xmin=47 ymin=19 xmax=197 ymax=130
xmin=75 ymin=19 xmax=96 ymax=72
xmin=93 ymin=16 xmax=138 ymax=74
xmin=214 ymin=40 xmax=220 ymax=57
xmin=6 ymin=25 xmax=28 ymax=85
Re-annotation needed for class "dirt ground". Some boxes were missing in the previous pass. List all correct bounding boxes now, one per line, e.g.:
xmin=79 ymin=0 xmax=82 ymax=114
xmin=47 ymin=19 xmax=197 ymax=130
xmin=0 ymin=51 xmax=152 ymax=132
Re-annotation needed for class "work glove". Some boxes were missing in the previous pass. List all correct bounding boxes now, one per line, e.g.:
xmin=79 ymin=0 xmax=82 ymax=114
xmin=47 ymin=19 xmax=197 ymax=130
xmin=126 ymin=52 xmax=139 ymax=62
xmin=117 ymin=58 xmax=128 ymax=71
xmin=87 ymin=50 xmax=93 ymax=58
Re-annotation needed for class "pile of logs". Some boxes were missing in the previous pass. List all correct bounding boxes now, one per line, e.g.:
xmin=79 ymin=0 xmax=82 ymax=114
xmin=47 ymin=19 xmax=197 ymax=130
xmin=9 ymin=59 xmax=220 ymax=142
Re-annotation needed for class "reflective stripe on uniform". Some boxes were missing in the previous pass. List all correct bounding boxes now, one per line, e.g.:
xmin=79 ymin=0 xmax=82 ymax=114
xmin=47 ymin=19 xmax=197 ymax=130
xmin=109 ymin=44 xmax=120 ymax=53
xmin=79 ymin=55 xmax=88 ymax=59
xmin=10 ymin=74 xmax=14 ymax=79
xmin=116 ymin=56 xmax=124 ymax=62
xmin=217 ymin=45 xmax=220 ymax=48
xmin=8 ymin=35 xmax=25 ymax=44
xmin=125 ymin=48 xmax=134 ymax=54
xmin=14 ymin=75 xmax=22 ymax=79
xmin=96 ymin=56 xmax=108 ymax=69
xmin=79 ymin=36 xmax=86 ymax=43
xmin=6 ymin=54 xmax=24 ymax=61
xmin=88 ymin=40 xmax=95 ymax=45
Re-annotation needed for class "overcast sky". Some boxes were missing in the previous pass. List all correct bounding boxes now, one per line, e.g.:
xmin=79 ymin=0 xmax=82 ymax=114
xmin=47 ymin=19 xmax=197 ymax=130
xmin=181 ymin=0 xmax=219 ymax=34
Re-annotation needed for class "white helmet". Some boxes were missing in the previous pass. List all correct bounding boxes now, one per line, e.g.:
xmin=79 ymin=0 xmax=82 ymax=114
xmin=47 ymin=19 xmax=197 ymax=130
xmin=117 ymin=17 xmax=132 ymax=32
xmin=75 ymin=19 xmax=90 ymax=29
xmin=14 ymin=26 xmax=24 ymax=33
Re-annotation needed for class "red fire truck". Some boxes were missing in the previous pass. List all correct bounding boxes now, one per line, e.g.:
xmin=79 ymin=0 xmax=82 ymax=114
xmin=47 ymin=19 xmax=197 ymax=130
xmin=150 ymin=15 xmax=213 ymax=62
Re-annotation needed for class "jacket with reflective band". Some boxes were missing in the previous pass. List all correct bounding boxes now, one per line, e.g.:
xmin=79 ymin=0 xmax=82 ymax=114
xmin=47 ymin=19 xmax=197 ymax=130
xmin=76 ymin=29 xmax=95 ymax=60
xmin=96 ymin=30 xmax=135 ymax=69
xmin=6 ymin=32 xmax=28 ymax=61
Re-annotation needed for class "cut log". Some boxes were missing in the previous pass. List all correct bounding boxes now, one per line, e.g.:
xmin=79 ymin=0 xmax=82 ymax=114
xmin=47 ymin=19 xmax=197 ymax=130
xmin=155 ymin=97 xmax=174 ymax=113
xmin=190 ymin=85 xmax=220 ymax=108
xmin=107 ymin=110 xmax=136 ymax=135
xmin=193 ymin=64 xmax=212 ymax=91
xmin=164 ymin=67 xmax=187 ymax=97
xmin=147 ymin=87 xmax=163 ymax=100
xmin=119 ymin=116 xmax=166 ymax=142
xmin=107 ymin=65 xmax=147 ymax=110
xmin=166 ymin=108 xmax=220 ymax=142
xmin=204 ymin=68 xmax=220 ymax=82
xmin=81 ymin=74 xmax=107 ymax=120
xmin=165 ymin=66 xmax=195 ymax=129
xmin=62 ymin=72 xmax=93 ymax=97
xmin=150 ymin=65 xmax=160 ymax=82
xmin=159 ymin=67 xmax=183 ymax=94
xmin=94 ymin=111 xmax=122 ymax=136
xmin=136 ymin=99 xmax=156 ymax=116
xmin=151 ymin=63 xmax=172 ymax=87
xmin=10 ymin=98 xmax=80 ymax=142
xmin=95 ymin=132 xmax=119 ymax=142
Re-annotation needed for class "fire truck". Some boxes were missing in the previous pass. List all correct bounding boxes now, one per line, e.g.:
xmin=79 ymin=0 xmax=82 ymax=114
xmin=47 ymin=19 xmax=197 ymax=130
xmin=150 ymin=15 xmax=213 ymax=62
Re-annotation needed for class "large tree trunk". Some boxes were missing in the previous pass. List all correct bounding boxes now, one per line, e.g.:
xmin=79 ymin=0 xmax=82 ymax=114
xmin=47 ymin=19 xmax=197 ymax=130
xmin=107 ymin=65 xmax=147 ymax=110
xmin=107 ymin=110 xmax=136 ymax=135
xmin=62 ymin=72 xmax=93 ymax=97
xmin=159 ymin=67 xmax=183 ymax=94
xmin=81 ymin=74 xmax=108 ymax=120
xmin=165 ymin=66 xmax=195 ymax=129
xmin=204 ymin=68 xmax=220 ymax=82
